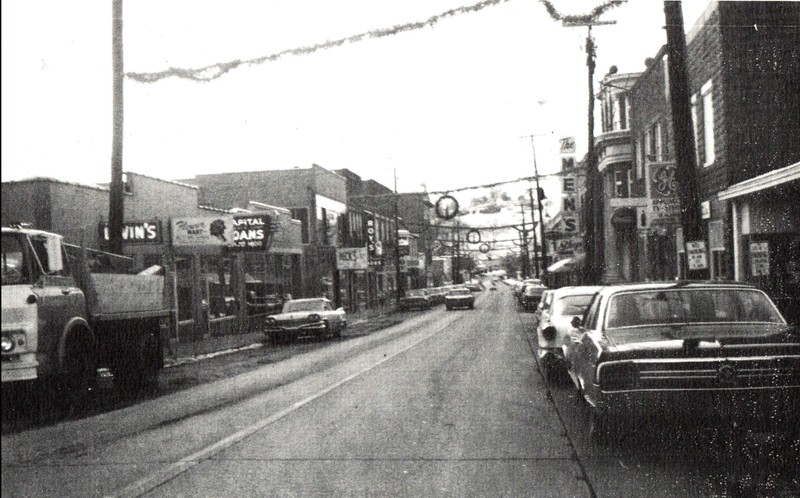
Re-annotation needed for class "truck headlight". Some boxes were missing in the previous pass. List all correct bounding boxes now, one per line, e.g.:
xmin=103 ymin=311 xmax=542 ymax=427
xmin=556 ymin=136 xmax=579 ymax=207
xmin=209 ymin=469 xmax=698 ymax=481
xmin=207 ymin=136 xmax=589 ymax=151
xmin=1 ymin=335 xmax=14 ymax=353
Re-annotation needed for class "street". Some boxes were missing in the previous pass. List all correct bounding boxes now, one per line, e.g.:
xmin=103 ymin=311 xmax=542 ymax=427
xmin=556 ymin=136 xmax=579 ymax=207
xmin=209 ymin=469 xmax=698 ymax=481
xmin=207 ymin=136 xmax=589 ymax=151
xmin=2 ymin=284 xmax=798 ymax=497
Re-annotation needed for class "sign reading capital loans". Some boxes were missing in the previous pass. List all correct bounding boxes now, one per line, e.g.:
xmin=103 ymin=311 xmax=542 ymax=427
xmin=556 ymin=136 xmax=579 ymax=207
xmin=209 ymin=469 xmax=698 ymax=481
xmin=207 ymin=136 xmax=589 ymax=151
xmin=232 ymin=215 xmax=271 ymax=251
xmin=749 ymin=242 xmax=770 ymax=276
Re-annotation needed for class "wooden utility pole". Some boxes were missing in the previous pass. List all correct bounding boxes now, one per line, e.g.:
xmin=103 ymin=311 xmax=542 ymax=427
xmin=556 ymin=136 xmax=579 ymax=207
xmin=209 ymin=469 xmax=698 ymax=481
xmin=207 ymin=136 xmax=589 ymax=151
xmin=528 ymin=188 xmax=540 ymax=278
xmin=109 ymin=0 xmax=125 ymax=255
xmin=393 ymin=169 xmax=403 ymax=306
xmin=564 ymin=20 xmax=616 ymax=285
xmin=664 ymin=1 xmax=707 ymax=279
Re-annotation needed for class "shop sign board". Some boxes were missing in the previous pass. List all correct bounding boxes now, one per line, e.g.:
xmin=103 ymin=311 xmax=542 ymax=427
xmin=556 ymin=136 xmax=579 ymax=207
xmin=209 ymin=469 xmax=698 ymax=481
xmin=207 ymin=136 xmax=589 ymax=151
xmin=231 ymin=215 xmax=271 ymax=251
xmin=171 ymin=216 xmax=236 ymax=247
xmin=686 ymin=240 xmax=708 ymax=270
xmin=749 ymin=242 xmax=770 ymax=276
xmin=101 ymin=220 xmax=163 ymax=244
xmin=336 ymin=247 xmax=369 ymax=270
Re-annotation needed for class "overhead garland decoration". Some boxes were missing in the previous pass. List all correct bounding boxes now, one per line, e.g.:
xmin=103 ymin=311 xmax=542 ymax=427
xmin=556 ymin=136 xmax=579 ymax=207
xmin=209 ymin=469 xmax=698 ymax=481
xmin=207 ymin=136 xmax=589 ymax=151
xmin=537 ymin=0 xmax=628 ymax=24
xmin=127 ymin=0 xmax=513 ymax=83
xmin=435 ymin=195 xmax=460 ymax=220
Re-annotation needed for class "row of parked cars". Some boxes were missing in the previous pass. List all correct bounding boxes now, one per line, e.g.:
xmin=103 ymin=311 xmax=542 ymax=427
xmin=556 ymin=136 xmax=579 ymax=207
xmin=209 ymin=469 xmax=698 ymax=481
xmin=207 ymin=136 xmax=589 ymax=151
xmin=399 ymin=283 xmax=482 ymax=311
xmin=528 ymin=280 xmax=799 ymax=445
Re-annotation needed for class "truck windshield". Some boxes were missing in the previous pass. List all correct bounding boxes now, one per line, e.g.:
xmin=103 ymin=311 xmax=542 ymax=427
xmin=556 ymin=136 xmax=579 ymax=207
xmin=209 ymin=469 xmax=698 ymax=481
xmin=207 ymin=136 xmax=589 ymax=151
xmin=1 ymin=233 xmax=32 ymax=285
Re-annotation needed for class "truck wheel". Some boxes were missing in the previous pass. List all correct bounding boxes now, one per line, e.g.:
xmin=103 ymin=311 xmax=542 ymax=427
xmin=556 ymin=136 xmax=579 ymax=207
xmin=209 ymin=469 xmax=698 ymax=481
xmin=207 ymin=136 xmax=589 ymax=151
xmin=60 ymin=337 xmax=95 ymax=413
xmin=119 ymin=330 xmax=161 ymax=396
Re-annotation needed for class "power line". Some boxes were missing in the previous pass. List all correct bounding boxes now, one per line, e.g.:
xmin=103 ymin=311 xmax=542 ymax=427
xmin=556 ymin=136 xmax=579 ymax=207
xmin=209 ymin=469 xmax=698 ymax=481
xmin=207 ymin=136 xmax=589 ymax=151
xmin=126 ymin=0 xmax=514 ymax=83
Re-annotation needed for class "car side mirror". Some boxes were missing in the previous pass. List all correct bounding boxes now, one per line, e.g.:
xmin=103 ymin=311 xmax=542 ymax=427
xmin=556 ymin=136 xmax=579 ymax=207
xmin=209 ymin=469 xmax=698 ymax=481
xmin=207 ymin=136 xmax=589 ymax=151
xmin=570 ymin=316 xmax=582 ymax=328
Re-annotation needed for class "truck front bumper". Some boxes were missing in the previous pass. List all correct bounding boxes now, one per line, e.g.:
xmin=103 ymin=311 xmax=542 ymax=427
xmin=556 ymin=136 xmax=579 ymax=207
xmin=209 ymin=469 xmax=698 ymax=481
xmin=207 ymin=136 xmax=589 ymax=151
xmin=2 ymin=353 xmax=39 ymax=383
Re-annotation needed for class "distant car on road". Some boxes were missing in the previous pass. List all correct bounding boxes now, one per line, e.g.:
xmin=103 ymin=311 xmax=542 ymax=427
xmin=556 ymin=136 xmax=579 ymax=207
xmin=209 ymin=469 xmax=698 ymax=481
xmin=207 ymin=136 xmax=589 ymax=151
xmin=536 ymin=286 xmax=601 ymax=382
xmin=465 ymin=282 xmax=484 ymax=292
xmin=264 ymin=298 xmax=346 ymax=345
xmin=399 ymin=289 xmax=432 ymax=311
xmin=520 ymin=284 xmax=547 ymax=312
xmin=565 ymin=282 xmax=800 ymax=445
xmin=445 ymin=288 xmax=475 ymax=310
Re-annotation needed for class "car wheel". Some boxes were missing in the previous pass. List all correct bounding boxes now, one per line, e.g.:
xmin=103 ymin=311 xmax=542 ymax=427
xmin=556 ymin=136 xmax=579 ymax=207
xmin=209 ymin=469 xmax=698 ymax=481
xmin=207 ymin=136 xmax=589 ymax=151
xmin=446 ymin=306 xmax=452 ymax=311
xmin=333 ymin=321 xmax=342 ymax=339
xmin=59 ymin=335 xmax=95 ymax=414
xmin=469 ymin=303 xmax=474 ymax=309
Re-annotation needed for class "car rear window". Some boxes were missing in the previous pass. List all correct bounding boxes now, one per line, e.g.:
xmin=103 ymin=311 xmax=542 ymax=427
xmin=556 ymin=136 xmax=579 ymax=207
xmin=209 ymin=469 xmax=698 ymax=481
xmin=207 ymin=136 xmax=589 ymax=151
xmin=605 ymin=289 xmax=784 ymax=328
xmin=552 ymin=294 xmax=594 ymax=317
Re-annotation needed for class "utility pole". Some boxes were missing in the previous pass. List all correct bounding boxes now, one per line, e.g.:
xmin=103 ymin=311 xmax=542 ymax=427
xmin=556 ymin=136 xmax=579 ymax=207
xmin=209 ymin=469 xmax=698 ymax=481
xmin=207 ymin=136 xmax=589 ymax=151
xmin=109 ymin=0 xmax=125 ymax=255
xmin=393 ymin=169 xmax=403 ymax=307
xmin=520 ymin=132 xmax=551 ymax=278
xmin=664 ymin=1 xmax=707 ymax=279
xmin=561 ymin=19 xmax=616 ymax=285
xmin=519 ymin=204 xmax=530 ymax=278
xmin=528 ymin=188 xmax=540 ymax=278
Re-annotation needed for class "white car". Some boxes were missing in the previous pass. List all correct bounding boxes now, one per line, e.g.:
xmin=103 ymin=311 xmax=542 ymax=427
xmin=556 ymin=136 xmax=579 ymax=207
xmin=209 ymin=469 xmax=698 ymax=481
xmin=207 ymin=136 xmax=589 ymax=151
xmin=536 ymin=286 xmax=602 ymax=382
xmin=264 ymin=298 xmax=346 ymax=345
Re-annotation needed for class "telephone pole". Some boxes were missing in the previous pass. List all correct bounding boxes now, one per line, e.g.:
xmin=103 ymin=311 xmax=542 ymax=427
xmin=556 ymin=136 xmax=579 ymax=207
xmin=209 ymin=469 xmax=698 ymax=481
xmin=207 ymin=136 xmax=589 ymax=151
xmin=521 ymin=132 xmax=551 ymax=278
xmin=528 ymin=188 xmax=540 ymax=278
xmin=663 ymin=1 xmax=707 ymax=279
xmin=563 ymin=19 xmax=616 ymax=285
xmin=393 ymin=169 xmax=403 ymax=306
xmin=109 ymin=0 xmax=125 ymax=255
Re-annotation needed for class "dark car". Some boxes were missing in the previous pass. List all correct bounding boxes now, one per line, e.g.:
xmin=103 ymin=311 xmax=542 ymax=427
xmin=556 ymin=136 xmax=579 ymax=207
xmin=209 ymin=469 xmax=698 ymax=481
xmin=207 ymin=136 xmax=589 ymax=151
xmin=465 ymin=282 xmax=484 ymax=292
xmin=445 ymin=288 xmax=475 ymax=310
xmin=399 ymin=289 xmax=432 ymax=311
xmin=565 ymin=282 xmax=800 ymax=445
xmin=264 ymin=298 xmax=346 ymax=345
xmin=520 ymin=284 xmax=547 ymax=312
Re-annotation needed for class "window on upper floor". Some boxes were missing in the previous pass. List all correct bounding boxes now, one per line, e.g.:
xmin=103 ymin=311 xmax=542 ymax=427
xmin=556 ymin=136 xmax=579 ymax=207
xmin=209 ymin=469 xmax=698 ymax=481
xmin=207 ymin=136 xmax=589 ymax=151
xmin=691 ymin=79 xmax=715 ymax=167
xmin=613 ymin=167 xmax=630 ymax=198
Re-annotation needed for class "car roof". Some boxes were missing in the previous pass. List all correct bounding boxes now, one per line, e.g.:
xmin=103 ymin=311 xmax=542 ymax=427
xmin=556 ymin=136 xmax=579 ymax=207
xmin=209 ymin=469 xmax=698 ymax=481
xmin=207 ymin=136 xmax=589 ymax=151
xmin=286 ymin=297 xmax=330 ymax=304
xmin=550 ymin=285 xmax=603 ymax=298
xmin=598 ymin=281 xmax=759 ymax=297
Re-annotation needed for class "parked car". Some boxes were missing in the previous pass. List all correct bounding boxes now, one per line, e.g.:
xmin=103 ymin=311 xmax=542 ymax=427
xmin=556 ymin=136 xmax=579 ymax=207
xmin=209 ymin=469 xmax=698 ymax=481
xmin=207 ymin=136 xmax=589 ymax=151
xmin=465 ymin=282 xmax=484 ymax=292
xmin=534 ymin=289 xmax=554 ymax=327
xmin=445 ymin=288 xmax=475 ymax=310
xmin=425 ymin=287 xmax=446 ymax=306
xmin=564 ymin=282 xmax=800 ymax=445
xmin=520 ymin=284 xmax=547 ymax=311
xmin=536 ymin=286 xmax=601 ymax=382
xmin=399 ymin=289 xmax=432 ymax=311
xmin=264 ymin=298 xmax=346 ymax=345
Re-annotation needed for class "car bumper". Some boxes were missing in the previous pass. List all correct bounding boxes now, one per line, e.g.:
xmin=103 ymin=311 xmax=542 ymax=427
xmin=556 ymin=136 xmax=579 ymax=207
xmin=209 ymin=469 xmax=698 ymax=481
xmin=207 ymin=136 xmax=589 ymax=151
xmin=2 ymin=353 xmax=40 ymax=383
xmin=264 ymin=322 xmax=326 ymax=337
xmin=590 ymin=386 xmax=800 ymax=426
xmin=537 ymin=346 xmax=565 ymax=365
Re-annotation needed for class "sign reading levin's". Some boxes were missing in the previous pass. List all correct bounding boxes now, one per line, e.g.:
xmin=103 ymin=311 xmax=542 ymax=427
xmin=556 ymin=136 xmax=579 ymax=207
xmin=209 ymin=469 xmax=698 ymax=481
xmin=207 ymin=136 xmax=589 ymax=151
xmin=101 ymin=220 xmax=163 ymax=244
xmin=232 ymin=215 xmax=271 ymax=251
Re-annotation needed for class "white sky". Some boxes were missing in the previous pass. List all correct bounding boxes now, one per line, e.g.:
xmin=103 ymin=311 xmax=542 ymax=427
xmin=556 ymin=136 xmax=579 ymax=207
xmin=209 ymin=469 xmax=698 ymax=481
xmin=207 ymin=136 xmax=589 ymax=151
xmin=1 ymin=0 xmax=711 ymax=196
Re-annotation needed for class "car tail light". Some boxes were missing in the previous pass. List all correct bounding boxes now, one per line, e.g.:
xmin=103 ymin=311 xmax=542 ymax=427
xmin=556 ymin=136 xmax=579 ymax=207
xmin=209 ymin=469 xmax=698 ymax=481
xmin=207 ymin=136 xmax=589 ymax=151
xmin=598 ymin=362 xmax=639 ymax=391
xmin=308 ymin=314 xmax=321 ymax=322
xmin=542 ymin=326 xmax=557 ymax=341
xmin=265 ymin=316 xmax=276 ymax=325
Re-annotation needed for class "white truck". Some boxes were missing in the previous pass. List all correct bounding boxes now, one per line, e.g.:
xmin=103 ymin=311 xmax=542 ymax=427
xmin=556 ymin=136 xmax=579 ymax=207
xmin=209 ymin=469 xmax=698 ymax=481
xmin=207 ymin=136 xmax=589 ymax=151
xmin=2 ymin=225 xmax=170 ymax=403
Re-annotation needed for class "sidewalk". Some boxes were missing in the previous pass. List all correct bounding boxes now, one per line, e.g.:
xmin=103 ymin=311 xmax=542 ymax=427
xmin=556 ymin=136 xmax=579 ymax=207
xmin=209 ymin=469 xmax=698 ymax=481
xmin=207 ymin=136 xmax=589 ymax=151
xmin=164 ymin=306 xmax=396 ymax=368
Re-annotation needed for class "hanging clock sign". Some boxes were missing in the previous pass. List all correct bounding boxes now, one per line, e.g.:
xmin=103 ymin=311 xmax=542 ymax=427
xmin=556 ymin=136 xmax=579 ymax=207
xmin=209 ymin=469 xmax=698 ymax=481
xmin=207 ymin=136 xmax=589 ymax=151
xmin=466 ymin=229 xmax=481 ymax=244
xmin=435 ymin=195 xmax=459 ymax=220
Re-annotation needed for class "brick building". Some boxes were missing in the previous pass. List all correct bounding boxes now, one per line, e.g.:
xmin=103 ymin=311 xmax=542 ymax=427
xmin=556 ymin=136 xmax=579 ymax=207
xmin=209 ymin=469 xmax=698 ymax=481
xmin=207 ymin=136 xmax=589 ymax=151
xmin=1 ymin=173 xmax=305 ymax=343
xmin=190 ymin=164 xmax=347 ymax=299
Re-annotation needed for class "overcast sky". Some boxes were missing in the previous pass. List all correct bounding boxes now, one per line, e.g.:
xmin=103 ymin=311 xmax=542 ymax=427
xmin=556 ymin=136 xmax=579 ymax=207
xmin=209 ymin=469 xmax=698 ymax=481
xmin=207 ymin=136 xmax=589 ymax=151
xmin=2 ymin=0 xmax=711 ymax=196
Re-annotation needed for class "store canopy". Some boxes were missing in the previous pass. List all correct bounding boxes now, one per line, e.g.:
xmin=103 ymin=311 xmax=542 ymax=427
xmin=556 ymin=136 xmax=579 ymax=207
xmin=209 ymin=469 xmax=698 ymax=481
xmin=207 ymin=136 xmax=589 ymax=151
xmin=547 ymin=254 xmax=586 ymax=273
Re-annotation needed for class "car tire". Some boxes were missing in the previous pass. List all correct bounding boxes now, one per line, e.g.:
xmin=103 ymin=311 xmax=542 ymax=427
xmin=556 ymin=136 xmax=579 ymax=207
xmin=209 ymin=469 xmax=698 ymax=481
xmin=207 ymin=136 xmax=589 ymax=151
xmin=59 ymin=335 xmax=95 ymax=414
xmin=446 ymin=306 xmax=452 ymax=311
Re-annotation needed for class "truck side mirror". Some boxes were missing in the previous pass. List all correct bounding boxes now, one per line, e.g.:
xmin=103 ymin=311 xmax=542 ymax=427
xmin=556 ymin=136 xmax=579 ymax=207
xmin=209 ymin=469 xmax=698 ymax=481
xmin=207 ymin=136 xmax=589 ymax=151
xmin=571 ymin=316 xmax=582 ymax=329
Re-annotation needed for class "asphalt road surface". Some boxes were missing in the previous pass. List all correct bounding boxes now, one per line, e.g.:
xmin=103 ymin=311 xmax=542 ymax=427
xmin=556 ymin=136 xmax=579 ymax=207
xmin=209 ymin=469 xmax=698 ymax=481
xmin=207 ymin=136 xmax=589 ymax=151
xmin=2 ymin=284 xmax=798 ymax=497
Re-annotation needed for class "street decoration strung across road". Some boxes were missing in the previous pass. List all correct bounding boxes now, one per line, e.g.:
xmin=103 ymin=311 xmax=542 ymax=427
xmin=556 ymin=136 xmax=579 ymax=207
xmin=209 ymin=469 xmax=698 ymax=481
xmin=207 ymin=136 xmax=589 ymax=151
xmin=435 ymin=195 xmax=460 ymax=220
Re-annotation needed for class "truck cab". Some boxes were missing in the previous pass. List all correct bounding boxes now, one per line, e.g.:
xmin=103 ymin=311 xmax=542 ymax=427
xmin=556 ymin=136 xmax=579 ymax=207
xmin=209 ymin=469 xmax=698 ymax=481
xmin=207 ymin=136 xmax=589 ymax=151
xmin=2 ymin=226 xmax=87 ymax=383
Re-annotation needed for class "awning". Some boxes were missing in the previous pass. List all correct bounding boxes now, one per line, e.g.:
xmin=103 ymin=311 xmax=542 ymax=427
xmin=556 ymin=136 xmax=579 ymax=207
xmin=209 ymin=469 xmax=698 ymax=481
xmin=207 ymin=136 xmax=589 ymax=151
xmin=547 ymin=253 xmax=585 ymax=273
xmin=717 ymin=161 xmax=800 ymax=200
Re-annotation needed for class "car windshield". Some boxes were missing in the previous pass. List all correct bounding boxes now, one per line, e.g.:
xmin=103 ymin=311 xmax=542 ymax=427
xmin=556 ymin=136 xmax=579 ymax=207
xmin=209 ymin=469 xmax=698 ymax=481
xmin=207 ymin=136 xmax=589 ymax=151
xmin=552 ymin=294 xmax=594 ymax=317
xmin=605 ymin=289 xmax=784 ymax=328
xmin=450 ymin=289 xmax=471 ymax=296
xmin=283 ymin=300 xmax=327 ymax=313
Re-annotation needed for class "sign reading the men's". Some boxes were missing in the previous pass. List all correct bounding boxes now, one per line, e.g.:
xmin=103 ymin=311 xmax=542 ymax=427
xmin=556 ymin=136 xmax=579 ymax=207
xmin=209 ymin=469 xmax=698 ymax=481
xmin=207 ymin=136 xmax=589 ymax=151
xmin=101 ymin=220 xmax=162 ymax=244
xmin=232 ymin=215 xmax=271 ymax=251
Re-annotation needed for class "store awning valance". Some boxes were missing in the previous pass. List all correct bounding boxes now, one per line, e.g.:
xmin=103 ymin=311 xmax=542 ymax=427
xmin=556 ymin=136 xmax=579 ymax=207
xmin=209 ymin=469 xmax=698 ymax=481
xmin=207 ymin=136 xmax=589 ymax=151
xmin=547 ymin=254 xmax=585 ymax=273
